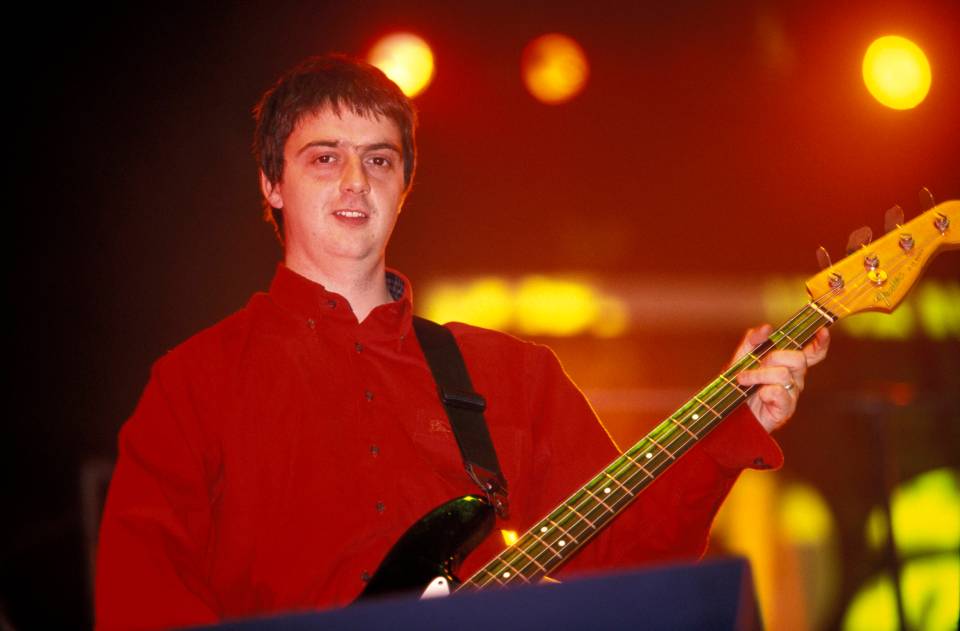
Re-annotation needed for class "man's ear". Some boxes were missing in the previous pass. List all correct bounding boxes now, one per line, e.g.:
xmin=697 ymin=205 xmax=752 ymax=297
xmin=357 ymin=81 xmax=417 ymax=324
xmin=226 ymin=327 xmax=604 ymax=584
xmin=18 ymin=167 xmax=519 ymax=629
xmin=259 ymin=170 xmax=284 ymax=208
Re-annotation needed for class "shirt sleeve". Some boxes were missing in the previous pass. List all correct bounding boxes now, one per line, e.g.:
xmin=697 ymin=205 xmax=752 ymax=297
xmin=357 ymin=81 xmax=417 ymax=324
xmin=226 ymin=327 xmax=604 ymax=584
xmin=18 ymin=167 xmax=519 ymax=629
xmin=95 ymin=359 xmax=221 ymax=631
xmin=522 ymin=343 xmax=781 ymax=578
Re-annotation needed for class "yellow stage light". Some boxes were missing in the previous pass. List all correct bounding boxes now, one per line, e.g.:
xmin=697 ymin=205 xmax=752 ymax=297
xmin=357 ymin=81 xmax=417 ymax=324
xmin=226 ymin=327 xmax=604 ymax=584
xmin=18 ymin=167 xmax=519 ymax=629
xmin=862 ymin=35 xmax=931 ymax=110
xmin=368 ymin=33 xmax=435 ymax=97
xmin=522 ymin=33 xmax=589 ymax=104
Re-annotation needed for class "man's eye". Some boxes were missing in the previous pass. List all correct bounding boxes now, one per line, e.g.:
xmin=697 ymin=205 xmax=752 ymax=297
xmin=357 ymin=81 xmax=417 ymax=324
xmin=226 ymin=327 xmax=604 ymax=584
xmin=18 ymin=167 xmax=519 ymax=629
xmin=368 ymin=156 xmax=391 ymax=167
xmin=315 ymin=154 xmax=335 ymax=164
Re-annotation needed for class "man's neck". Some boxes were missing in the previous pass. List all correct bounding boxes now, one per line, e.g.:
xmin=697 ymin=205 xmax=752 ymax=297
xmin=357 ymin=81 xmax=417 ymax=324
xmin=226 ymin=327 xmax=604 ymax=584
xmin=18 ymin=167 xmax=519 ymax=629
xmin=285 ymin=255 xmax=392 ymax=323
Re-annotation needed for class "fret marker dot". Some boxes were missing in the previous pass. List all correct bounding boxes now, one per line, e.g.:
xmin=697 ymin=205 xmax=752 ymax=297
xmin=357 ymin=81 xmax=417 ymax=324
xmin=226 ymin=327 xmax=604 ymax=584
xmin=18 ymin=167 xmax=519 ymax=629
xmin=558 ymin=540 xmax=566 ymax=547
xmin=645 ymin=452 xmax=653 ymax=459
xmin=603 ymin=487 xmax=611 ymax=494
xmin=692 ymin=413 xmax=700 ymax=420
xmin=540 ymin=526 xmax=548 ymax=533
xmin=502 ymin=571 xmax=511 ymax=579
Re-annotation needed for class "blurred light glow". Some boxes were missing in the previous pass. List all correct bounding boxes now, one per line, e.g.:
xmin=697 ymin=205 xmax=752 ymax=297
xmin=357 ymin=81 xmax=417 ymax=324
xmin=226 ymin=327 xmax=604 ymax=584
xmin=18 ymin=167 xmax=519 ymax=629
xmin=368 ymin=33 xmax=435 ymax=97
xmin=779 ymin=483 xmax=834 ymax=545
xmin=421 ymin=278 xmax=513 ymax=331
xmin=842 ymin=556 xmax=959 ymax=631
xmin=916 ymin=280 xmax=960 ymax=340
xmin=865 ymin=468 xmax=960 ymax=554
xmin=522 ymin=33 xmax=589 ymax=104
xmin=862 ymin=35 xmax=931 ymax=110
xmin=420 ymin=275 xmax=629 ymax=338
xmin=854 ymin=469 xmax=960 ymax=631
xmin=841 ymin=305 xmax=915 ymax=339
xmin=500 ymin=529 xmax=519 ymax=546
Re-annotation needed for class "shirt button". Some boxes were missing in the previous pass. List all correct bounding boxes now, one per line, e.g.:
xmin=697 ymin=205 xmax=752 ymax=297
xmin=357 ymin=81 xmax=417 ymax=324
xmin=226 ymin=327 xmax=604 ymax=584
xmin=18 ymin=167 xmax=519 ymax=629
xmin=327 ymin=299 xmax=337 ymax=309
xmin=306 ymin=318 xmax=315 ymax=329
xmin=376 ymin=501 xmax=386 ymax=514
xmin=365 ymin=390 xmax=374 ymax=401
xmin=370 ymin=444 xmax=380 ymax=457
xmin=355 ymin=342 xmax=363 ymax=353
xmin=361 ymin=571 xmax=371 ymax=583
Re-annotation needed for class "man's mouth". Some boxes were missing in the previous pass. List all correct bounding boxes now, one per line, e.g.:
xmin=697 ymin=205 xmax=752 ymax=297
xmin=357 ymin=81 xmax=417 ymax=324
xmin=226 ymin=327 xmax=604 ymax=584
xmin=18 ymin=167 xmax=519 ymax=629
xmin=334 ymin=210 xmax=368 ymax=219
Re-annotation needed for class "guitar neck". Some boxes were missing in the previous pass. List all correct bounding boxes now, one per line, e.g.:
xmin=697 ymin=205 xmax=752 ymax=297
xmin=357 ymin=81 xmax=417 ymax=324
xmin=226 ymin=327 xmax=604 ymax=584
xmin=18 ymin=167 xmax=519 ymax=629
xmin=458 ymin=301 xmax=836 ymax=591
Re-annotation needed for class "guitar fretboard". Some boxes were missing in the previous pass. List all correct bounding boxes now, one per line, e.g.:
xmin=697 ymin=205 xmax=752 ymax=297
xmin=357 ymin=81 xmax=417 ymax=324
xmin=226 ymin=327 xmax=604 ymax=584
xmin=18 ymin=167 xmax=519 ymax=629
xmin=458 ymin=300 xmax=836 ymax=591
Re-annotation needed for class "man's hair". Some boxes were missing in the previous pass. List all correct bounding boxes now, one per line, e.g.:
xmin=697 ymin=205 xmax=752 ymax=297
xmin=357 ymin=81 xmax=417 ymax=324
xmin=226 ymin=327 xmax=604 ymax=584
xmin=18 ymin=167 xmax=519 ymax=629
xmin=252 ymin=54 xmax=418 ymax=241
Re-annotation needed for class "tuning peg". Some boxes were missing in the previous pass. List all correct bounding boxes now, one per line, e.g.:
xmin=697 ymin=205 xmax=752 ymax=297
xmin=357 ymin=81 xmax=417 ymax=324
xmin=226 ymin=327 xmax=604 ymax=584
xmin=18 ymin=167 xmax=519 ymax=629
xmin=919 ymin=187 xmax=935 ymax=210
xmin=884 ymin=205 xmax=905 ymax=232
xmin=816 ymin=246 xmax=833 ymax=270
xmin=846 ymin=226 xmax=873 ymax=254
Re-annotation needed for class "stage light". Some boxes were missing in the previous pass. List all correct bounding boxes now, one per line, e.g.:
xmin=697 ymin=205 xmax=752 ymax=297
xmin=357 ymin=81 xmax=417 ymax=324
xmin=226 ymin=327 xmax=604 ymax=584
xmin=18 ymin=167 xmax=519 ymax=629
xmin=521 ymin=33 xmax=589 ymax=104
xmin=862 ymin=35 xmax=931 ymax=110
xmin=367 ymin=33 xmax=435 ymax=97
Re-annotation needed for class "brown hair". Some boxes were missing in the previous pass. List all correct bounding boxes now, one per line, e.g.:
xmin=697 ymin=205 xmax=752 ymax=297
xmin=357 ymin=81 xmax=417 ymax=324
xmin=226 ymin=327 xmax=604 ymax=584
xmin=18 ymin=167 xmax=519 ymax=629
xmin=252 ymin=54 xmax=418 ymax=241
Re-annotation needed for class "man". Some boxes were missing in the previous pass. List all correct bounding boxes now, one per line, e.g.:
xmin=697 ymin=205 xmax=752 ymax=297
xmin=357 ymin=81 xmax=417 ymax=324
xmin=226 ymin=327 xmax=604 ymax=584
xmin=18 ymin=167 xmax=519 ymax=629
xmin=96 ymin=55 xmax=828 ymax=630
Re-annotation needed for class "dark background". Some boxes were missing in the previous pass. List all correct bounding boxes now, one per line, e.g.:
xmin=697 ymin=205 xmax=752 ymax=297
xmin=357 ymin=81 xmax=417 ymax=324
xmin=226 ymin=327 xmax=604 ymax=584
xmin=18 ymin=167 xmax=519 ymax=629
xmin=6 ymin=1 xmax=959 ymax=628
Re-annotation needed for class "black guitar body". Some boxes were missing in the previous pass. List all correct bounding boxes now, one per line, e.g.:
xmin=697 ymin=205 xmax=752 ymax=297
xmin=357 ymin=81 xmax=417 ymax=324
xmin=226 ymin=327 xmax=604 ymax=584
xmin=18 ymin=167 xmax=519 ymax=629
xmin=358 ymin=494 xmax=495 ymax=600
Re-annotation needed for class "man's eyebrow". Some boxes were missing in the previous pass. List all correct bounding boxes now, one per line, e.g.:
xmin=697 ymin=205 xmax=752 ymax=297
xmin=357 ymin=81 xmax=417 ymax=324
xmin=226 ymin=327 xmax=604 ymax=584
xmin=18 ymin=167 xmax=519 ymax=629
xmin=296 ymin=140 xmax=401 ymax=156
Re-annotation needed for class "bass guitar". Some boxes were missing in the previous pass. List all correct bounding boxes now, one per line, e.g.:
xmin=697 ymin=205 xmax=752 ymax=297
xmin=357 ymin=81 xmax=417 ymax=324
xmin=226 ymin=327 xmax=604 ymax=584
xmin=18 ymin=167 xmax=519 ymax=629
xmin=359 ymin=199 xmax=959 ymax=601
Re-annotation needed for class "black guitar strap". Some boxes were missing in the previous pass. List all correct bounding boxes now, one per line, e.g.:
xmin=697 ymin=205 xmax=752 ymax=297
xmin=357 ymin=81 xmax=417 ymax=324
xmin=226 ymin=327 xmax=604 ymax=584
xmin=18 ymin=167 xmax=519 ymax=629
xmin=412 ymin=316 xmax=509 ymax=519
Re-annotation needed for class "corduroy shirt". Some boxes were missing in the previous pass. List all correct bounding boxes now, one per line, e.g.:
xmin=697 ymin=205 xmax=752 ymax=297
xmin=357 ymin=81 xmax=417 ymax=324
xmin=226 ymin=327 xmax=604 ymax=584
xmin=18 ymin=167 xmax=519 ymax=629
xmin=95 ymin=264 xmax=783 ymax=630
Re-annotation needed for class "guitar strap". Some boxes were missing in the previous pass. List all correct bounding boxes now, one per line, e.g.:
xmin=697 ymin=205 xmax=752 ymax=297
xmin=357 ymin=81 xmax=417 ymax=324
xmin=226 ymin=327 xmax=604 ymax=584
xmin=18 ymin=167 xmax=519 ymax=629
xmin=412 ymin=316 xmax=509 ymax=519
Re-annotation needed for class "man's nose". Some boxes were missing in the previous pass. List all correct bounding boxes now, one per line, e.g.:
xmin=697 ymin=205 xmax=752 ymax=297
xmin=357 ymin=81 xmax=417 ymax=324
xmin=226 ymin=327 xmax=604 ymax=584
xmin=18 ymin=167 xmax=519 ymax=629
xmin=341 ymin=155 xmax=370 ymax=194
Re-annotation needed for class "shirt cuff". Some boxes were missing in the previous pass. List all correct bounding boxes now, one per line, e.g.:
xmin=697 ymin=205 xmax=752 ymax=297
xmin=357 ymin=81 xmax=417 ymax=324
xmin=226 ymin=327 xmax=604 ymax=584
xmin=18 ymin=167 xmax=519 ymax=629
xmin=700 ymin=404 xmax=784 ymax=472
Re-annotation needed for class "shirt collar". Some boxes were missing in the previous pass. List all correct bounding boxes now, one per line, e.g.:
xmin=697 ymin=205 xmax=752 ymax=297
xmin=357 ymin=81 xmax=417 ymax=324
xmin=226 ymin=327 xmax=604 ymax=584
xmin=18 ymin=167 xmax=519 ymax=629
xmin=267 ymin=263 xmax=413 ymax=341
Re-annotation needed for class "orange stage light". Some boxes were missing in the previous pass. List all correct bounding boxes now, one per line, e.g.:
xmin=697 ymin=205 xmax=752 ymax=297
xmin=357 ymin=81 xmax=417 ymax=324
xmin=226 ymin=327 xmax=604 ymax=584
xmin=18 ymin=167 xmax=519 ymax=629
xmin=862 ymin=35 xmax=931 ymax=110
xmin=521 ymin=33 xmax=589 ymax=105
xmin=367 ymin=33 xmax=435 ymax=98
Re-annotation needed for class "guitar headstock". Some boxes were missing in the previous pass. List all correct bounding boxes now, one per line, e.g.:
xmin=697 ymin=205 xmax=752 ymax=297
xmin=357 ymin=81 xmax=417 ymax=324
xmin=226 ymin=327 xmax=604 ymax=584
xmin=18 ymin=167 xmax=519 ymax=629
xmin=805 ymin=200 xmax=958 ymax=320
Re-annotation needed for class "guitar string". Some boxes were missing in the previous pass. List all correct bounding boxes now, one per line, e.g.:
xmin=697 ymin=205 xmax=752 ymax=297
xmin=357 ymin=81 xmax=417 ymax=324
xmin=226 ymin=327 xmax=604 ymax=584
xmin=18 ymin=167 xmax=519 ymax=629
xmin=465 ymin=297 xmax=839 ymax=589
xmin=463 ymin=298 xmax=834 ymax=589
xmin=463 ymin=234 xmax=931 ymax=589
xmin=466 ymin=292 xmax=850 ymax=589
xmin=470 ymin=310 xmax=822 ymax=587
xmin=482 ymin=229 xmax=946 ymax=585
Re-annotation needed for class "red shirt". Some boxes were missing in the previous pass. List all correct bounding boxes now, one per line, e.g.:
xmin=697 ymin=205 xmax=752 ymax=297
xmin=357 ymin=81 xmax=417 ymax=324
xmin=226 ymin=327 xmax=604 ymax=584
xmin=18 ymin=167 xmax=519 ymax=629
xmin=95 ymin=265 xmax=782 ymax=630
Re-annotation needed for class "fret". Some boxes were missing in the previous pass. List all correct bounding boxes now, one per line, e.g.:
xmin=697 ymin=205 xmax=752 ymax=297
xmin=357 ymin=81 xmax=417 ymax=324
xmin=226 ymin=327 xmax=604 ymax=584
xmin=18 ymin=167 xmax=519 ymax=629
xmin=582 ymin=486 xmax=616 ymax=515
xmin=646 ymin=436 xmax=675 ymax=459
xmin=546 ymin=517 xmax=580 ymax=544
xmin=692 ymin=395 xmax=721 ymax=418
xmin=775 ymin=329 xmax=802 ymax=349
xmin=602 ymin=470 xmax=633 ymax=495
xmin=528 ymin=529 xmax=565 ymax=561
xmin=477 ymin=566 xmax=506 ymax=586
xmin=668 ymin=415 xmax=698 ymax=439
xmin=490 ymin=556 xmax=529 ymax=583
xmin=563 ymin=499 xmax=598 ymax=529
xmin=622 ymin=450 xmax=655 ymax=479
xmin=510 ymin=544 xmax=548 ymax=574
xmin=718 ymin=373 xmax=748 ymax=397
xmin=807 ymin=301 xmax=836 ymax=322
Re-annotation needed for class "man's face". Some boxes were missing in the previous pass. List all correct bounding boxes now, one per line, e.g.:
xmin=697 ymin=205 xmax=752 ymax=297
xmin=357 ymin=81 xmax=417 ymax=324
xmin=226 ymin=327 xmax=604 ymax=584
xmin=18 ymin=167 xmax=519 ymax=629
xmin=262 ymin=106 xmax=406 ymax=275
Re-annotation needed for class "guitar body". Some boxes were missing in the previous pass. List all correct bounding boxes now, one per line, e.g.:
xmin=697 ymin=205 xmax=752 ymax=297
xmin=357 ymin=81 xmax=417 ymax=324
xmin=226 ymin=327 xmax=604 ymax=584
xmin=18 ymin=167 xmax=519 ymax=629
xmin=358 ymin=494 xmax=494 ymax=601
